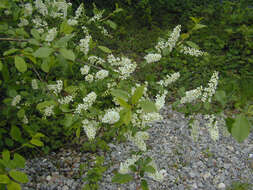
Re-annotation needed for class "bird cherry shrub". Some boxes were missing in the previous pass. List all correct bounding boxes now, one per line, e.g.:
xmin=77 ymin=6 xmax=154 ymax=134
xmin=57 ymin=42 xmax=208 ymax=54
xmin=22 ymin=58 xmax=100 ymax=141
xmin=0 ymin=1 xmax=251 ymax=190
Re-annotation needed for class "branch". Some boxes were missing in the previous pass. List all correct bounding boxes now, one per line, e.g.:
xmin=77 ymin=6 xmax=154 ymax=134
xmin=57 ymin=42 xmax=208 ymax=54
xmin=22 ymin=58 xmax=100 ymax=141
xmin=0 ymin=38 xmax=28 ymax=42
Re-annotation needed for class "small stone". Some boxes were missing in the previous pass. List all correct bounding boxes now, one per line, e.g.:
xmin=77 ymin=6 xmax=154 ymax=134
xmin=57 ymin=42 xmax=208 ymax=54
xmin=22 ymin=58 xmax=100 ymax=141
xmin=218 ymin=183 xmax=226 ymax=189
xmin=62 ymin=185 xmax=69 ymax=190
xmin=227 ymin=146 xmax=234 ymax=151
xmin=203 ymin=172 xmax=211 ymax=180
xmin=249 ymin=153 xmax=253 ymax=159
xmin=46 ymin=175 xmax=51 ymax=181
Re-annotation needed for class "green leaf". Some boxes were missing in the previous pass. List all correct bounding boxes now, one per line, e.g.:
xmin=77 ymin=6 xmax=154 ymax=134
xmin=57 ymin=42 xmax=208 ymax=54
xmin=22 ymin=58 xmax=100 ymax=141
xmin=98 ymin=46 xmax=112 ymax=54
xmin=193 ymin=23 xmax=206 ymax=31
xmin=214 ymin=90 xmax=226 ymax=107
xmin=140 ymin=179 xmax=149 ymax=190
xmin=105 ymin=20 xmax=117 ymax=30
xmin=112 ymin=173 xmax=133 ymax=184
xmin=7 ymin=181 xmax=21 ymax=190
xmin=60 ymin=20 xmax=73 ymax=34
xmin=30 ymin=29 xmax=40 ymax=40
xmin=0 ymin=60 xmax=2 ymax=71
xmin=143 ymin=165 xmax=156 ymax=174
xmin=59 ymin=48 xmax=75 ymax=61
xmin=185 ymin=41 xmax=199 ymax=49
xmin=9 ymin=170 xmax=29 ymax=183
xmin=2 ymin=150 xmax=10 ymax=162
xmin=13 ymin=153 xmax=25 ymax=168
xmin=131 ymin=86 xmax=144 ymax=105
xmin=33 ymin=133 xmax=45 ymax=139
xmin=123 ymin=110 xmax=132 ymax=125
xmin=33 ymin=47 xmax=53 ymax=58
xmin=17 ymin=109 xmax=25 ymax=119
xmin=41 ymin=61 xmax=50 ymax=73
xmin=139 ymin=101 xmax=158 ymax=113
xmin=231 ymin=114 xmax=250 ymax=143
xmin=0 ymin=174 xmax=10 ymax=184
xmin=116 ymin=98 xmax=131 ymax=110
xmin=10 ymin=126 xmax=22 ymax=142
xmin=28 ymin=39 xmax=40 ymax=46
xmin=111 ymin=89 xmax=129 ymax=101
xmin=3 ymin=49 xmax=19 ymax=56
xmin=30 ymin=139 xmax=44 ymax=147
xmin=14 ymin=56 xmax=27 ymax=73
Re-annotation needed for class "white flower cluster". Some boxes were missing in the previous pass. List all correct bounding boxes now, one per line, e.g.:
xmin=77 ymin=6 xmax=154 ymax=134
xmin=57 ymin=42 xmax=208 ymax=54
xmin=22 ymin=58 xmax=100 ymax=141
xmin=95 ymin=69 xmax=109 ymax=80
xmin=12 ymin=95 xmax=21 ymax=106
xmin=80 ymin=65 xmax=90 ymax=75
xmin=102 ymin=110 xmax=120 ymax=124
xmin=35 ymin=0 xmax=48 ymax=16
xmin=67 ymin=19 xmax=78 ymax=26
xmin=158 ymin=72 xmax=180 ymax=87
xmin=201 ymin=71 xmax=219 ymax=103
xmin=126 ymin=131 xmax=149 ymax=151
xmin=180 ymin=46 xmax=205 ymax=57
xmin=147 ymin=161 xmax=167 ymax=182
xmin=58 ymin=95 xmax=73 ymax=104
xmin=85 ymin=74 xmax=94 ymax=83
xmin=45 ymin=27 xmax=58 ymax=42
xmin=82 ymin=119 xmax=98 ymax=141
xmin=155 ymin=91 xmax=168 ymax=110
xmin=31 ymin=79 xmax=38 ymax=90
xmin=88 ymin=56 xmax=105 ymax=65
xmin=180 ymin=86 xmax=203 ymax=104
xmin=18 ymin=18 xmax=29 ymax=27
xmin=75 ymin=3 xmax=84 ymax=19
xmin=155 ymin=25 xmax=181 ymax=53
xmin=79 ymin=35 xmax=91 ymax=55
xmin=24 ymin=3 xmax=33 ymax=16
xmin=89 ymin=12 xmax=103 ymax=23
xmin=144 ymin=53 xmax=162 ymax=64
xmin=119 ymin=155 xmax=141 ymax=174
xmin=47 ymin=80 xmax=63 ymax=95
xmin=44 ymin=105 xmax=54 ymax=117
xmin=190 ymin=119 xmax=200 ymax=141
xmin=22 ymin=115 xmax=29 ymax=124
xmin=98 ymin=26 xmax=110 ymax=37
xmin=75 ymin=92 xmax=97 ymax=114
xmin=50 ymin=1 xmax=70 ymax=19
xmin=141 ymin=112 xmax=163 ymax=128
xmin=107 ymin=54 xmax=137 ymax=79
xmin=204 ymin=114 xmax=219 ymax=141
xmin=32 ymin=17 xmax=48 ymax=34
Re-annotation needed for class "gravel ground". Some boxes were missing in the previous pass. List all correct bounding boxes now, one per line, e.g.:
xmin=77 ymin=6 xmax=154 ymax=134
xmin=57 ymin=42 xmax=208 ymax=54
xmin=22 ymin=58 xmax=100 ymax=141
xmin=22 ymin=106 xmax=253 ymax=190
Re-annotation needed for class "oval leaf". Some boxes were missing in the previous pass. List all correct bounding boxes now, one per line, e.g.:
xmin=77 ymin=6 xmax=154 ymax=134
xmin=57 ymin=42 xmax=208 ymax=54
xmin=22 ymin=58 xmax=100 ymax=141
xmin=9 ymin=170 xmax=29 ymax=183
xmin=33 ymin=47 xmax=53 ymax=58
xmin=0 ymin=174 xmax=10 ymax=184
xmin=59 ymin=48 xmax=75 ymax=61
xmin=98 ymin=46 xmax=112 ymax=53
xmin=231 ymin=114 xmax=250 ymax=143
xmin=14 ymin=56 xmax=27 ymax=73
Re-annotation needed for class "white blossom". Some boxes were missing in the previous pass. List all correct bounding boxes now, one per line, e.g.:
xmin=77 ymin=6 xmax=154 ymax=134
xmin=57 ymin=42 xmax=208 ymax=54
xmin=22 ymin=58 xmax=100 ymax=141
xmin=79 ymin=35 xmax=91 ymax=55
xmin=35 ymin=0 xmax=48 ymax=16
xmin=180 ymin=86 xmax=203 ymax=104
xmin=204 ymin=114 xmax=219 ymax=141
xmin=11 ymin=95 xmax=21 ymax=106
xmin=95 ymin=69 xmax=109 ymax=80
xmin=75 ymin=92 xmax=97 ymax=114
xmin=88 ymin=56 xmax=105 ymax=65
xmin=158 ymin=72 xmax=180 ymax=87
xmin=126 ymin=131 xmax=149 ymax=151
xmin=80 ymin=65 xmax=90 ymax=75
xmin=85 ymin=74 xmax=94 ymax=83
xmin=22 ymin=115 xmax=29 ymax=124
xmin=102 ymin=111 xmax=120 ymax=124
xmin=155 ymin=25 xmax=181 ymax=53
xmin=144 ymin=53 xmax=162 ymax=64
xmin=47 ymin=80 xmax=63 ymax=95
xmin=201 ymin=71 xmax=219 ymax=103
xmin=31 ymin=79 xmax=38 ymax=90
xmin=155 ymin=91 xmax=168 ymax=110
xmin=147 ymin=161 xmax=167 ymax=182
xmin=45 ymin=28 xmax=57 ymax=42
xmin=67 ymin=19 xmax=78 ymax=26
xmin=58 ymin=95 xmax=73 ymax=104
xmin=44 ymin=105 xmax=54 ymax=117
xmin=141 ymin=112 xmax=163 ymax=128
xmin=82 ymin=119 xmax=98 ymax=141
xmin=119 ymin=155 xmax=141 ymax=174
xmin=18 ymin=18 xmax=29 ymax=27
xmin=75 ymin=3 xmax=84 ymax=19
xmin=180 ymin=46 xmax=205 ymax=57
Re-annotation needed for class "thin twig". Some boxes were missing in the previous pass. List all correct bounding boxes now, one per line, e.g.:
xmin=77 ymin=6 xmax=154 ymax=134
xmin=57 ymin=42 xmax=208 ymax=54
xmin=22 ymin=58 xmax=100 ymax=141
xmin=0 ymin=38 xmax=28 ymax=42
